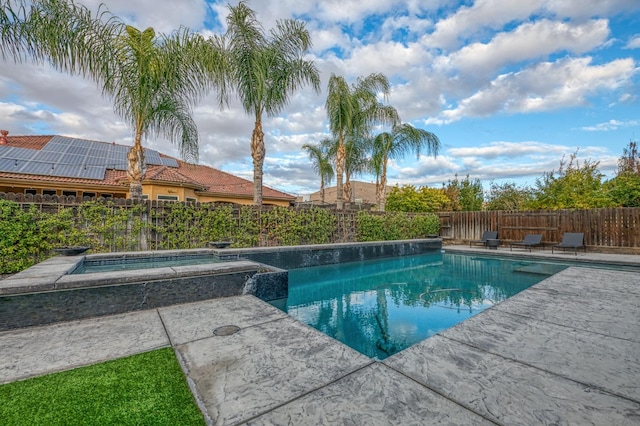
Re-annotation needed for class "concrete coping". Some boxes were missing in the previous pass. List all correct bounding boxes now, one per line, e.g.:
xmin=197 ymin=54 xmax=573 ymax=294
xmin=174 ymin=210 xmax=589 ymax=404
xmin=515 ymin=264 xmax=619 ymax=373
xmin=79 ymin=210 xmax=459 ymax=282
xmin=217 ymin=238 xmax=442 ymax=256
xmin=0 ymin=256 xmax=271 ymax=295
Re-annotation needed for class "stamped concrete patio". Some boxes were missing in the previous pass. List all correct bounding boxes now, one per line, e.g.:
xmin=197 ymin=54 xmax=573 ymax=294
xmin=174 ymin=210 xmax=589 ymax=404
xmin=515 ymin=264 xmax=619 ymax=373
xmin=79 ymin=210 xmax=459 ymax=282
xmin=1 ymin=247 xmax=639 ymax=425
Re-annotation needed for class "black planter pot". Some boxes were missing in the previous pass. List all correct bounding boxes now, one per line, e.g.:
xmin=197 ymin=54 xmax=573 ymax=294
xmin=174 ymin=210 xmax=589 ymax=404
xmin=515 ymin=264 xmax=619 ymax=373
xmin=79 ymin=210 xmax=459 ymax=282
xmin=209 ymin=241 xmax=232 ymax=249
xmin=53 ymin=247 xmax=90 ymax=256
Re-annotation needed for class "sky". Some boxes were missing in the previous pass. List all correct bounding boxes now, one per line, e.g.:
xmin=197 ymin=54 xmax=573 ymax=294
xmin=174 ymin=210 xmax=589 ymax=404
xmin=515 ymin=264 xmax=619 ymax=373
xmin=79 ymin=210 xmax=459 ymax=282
xmin=1 ymin=0 xmax=639 ymax=198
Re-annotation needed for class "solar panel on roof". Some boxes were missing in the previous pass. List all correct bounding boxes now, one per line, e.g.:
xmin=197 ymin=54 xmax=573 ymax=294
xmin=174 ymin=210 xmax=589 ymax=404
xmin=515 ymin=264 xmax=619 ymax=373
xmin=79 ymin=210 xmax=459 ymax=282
xmin=161 ymin=157 xmax=179 ymax=167
xmin=89 ymin=151 xmax=109 ymax=165
xmin=51 ymin=164 xmax=80 ymax=177
xmin=62 ymin=154 xmax=85 ymax=165
xmin=84 ymin=156 xmax=105 ymax=165
xmin=67 ymin=144 xmax=89 ymax=155
xmin=84 ymin=167 xmax=106 ymax=180
xmin=36 ymin=151 xmax=65 ymax=164
xmin=0 ymin=158 xmax=18 ymax=171
xmin=144 ymin=149 xmax=162 ymax=164
xmin=40 ymin=140 xmax=67 ymax=153
xmin=22 ymin=162 xmax=54 ymax=175
xmin=0 ymin=147 xmax=38 ymax=160
xmin=0 ymin=136 xmax=182 ymax=180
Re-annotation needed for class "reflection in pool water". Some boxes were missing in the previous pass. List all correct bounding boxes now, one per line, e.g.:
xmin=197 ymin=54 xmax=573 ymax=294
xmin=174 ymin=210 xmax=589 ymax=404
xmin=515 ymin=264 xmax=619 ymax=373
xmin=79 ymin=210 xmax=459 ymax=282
xmin=286 ymin=252 xmax=566 ymax=359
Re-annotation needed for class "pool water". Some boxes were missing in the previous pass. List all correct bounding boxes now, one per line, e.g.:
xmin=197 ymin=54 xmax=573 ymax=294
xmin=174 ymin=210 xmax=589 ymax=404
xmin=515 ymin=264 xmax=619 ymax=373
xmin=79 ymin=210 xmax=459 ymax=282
xmin=286 ymin=252 xmax=567 ymax=359
xmin=71 ymin=254 xmax=222 ymax=274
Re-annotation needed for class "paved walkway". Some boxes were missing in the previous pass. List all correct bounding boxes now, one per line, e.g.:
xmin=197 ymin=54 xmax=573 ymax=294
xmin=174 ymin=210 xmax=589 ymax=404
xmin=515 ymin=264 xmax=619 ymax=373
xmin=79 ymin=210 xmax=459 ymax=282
xmin=1 ymin=248 xmax=639 ymax=425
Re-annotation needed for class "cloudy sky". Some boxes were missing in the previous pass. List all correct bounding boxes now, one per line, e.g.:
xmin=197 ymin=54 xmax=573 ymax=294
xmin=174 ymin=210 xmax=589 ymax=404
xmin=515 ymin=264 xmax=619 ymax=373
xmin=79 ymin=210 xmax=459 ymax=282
xmin=1 ymin=0 xmax=639 ymax=197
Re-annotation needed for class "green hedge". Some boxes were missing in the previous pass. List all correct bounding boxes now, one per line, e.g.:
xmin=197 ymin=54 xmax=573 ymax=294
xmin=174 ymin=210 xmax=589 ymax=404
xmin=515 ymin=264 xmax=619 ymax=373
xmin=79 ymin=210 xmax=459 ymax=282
xmin=0 ymin=199 xmax=439 ymax=274
xmin=356 ymin=211 xmax=440 ymax=241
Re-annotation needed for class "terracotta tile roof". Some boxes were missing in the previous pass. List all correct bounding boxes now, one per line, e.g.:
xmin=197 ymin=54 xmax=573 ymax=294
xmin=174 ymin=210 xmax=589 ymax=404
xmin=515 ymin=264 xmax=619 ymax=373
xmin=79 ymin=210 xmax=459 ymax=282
xmin=2 ymin=135 xmax=53 ymax=150
xmin=176 ymin=160 xmax=294 ymax=200
xmin=145 ymin=165 xmax=203 ymax=187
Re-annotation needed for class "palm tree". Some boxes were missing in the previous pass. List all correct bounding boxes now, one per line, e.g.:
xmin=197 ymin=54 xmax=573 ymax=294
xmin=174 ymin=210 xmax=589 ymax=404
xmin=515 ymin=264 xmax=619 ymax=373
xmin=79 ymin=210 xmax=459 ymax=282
xmin=371 ymin=123 xmax=440 ymax=211
xmin=1 ymin=0 xmax=121 ymax=79
xmin=2 ymin=0 xmax=225 ymax=199
xmin=108 ymin=25 xmax=223 ymax=199
xmin=302 ymin=140 xmax=333 ymax=204
xmin=224 ymin=1 xmax=320 ymax=206
xmin=325 ymin=73 xmax=399 ymax=209
xmin=342 ymin=135 xmax=371 ymax=203
xmin=321 ymin=135 xmax=368 ymax=204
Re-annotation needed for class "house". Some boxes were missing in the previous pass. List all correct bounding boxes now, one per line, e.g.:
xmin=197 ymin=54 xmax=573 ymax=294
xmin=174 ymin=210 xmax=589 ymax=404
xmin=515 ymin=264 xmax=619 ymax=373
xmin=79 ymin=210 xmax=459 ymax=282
xmin=0 ymin=131 xmax=294 ymax=206
xmin=303 ymin=181 xmax=391 ymax=207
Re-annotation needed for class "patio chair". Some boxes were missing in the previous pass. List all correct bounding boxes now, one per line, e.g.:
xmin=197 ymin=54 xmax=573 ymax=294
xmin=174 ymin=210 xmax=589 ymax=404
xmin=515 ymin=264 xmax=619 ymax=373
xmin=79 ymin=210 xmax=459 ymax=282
xmin=552 ymin=232 xmax=585 ymax=255
xmin=510 ymin=234 xmax=543 ymax=252
xmin=469 ymin=231 xmax=498 ymax=248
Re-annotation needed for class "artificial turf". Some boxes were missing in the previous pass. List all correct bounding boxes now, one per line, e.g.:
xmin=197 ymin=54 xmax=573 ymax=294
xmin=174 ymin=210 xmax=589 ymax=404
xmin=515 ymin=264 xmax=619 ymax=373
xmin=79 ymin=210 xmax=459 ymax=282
xmin=0 ymin=348 xmax=205 ymax=425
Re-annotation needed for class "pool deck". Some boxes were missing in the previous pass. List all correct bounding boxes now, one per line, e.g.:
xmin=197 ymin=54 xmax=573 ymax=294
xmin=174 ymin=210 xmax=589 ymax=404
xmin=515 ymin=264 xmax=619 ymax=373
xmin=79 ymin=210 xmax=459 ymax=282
xmin=1 ymin=246 xmax=639 ymax=424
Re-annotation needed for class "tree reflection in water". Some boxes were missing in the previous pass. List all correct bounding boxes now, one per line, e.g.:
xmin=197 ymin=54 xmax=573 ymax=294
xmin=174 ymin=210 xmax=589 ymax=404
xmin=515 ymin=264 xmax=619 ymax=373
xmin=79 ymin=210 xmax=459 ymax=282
xmin=286 ymin=252 xmax=566 ymax=359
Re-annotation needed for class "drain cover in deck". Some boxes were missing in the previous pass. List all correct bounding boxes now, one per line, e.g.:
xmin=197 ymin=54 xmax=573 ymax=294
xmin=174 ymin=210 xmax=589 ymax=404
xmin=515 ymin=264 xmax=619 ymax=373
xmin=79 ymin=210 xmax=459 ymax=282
xmin=213 ymin=325 xmax=241 ymax=336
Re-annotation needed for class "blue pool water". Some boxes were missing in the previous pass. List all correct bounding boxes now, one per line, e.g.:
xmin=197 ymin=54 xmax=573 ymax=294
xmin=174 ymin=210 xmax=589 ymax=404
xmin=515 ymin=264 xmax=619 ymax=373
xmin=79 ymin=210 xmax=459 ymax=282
xmin=71 ymin=254 xmax=222 ymax=274
xmin=286 ymin=252 xmax=567 ymax=359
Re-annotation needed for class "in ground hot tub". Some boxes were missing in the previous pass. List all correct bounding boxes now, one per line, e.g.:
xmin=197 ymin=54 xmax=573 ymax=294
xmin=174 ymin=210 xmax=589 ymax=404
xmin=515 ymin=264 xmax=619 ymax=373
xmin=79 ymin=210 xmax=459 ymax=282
xmin=0 ymin=249 xmax=286 ymax=331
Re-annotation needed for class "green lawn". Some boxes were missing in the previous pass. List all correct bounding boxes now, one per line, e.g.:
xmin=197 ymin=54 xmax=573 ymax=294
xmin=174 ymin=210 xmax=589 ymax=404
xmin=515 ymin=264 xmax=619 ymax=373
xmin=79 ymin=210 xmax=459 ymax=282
xmin=0 ymin=348 xmax=205 ymax=425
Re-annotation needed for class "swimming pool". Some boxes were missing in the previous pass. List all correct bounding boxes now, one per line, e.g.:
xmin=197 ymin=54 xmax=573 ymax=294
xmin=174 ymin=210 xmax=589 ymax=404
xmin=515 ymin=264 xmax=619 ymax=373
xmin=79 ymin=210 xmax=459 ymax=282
xmin=286 ymin=252 xmax=568 ymax=359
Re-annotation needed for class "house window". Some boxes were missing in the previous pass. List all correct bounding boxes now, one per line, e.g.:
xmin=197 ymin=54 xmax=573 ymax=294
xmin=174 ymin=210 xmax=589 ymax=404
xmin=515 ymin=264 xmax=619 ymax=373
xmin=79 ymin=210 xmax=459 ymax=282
xmin=157 ymin=195 xmax=179 ymax=201
xmin=186 ymin=197 xmax=196 ymax=202
xmin=42 ymin=189 xmax=56 ymax=196
xmin=100 ymin=193 xmax=113 ymax=199
xmin=83 ymin=192 xmax=96 ymax=199
xmin=25 ymin=189 xmax=37 ymax=195
xmin=62 ymin=190 xmax=77 ymax=197
xmin=141 ymin=194 xmax=149 ymax=200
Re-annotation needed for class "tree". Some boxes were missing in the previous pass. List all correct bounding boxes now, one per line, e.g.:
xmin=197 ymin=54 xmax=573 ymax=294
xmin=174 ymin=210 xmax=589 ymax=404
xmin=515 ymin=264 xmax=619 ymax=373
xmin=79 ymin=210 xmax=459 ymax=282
xmin=529 ymin=152 xmax=613 ymax=209
xmin=617 ymin=140 xmax=640 ymax=175
xmin=371 ymin=123 xmax=440 ymax=211
xmin=342 ymin=135 xmax=370 ymax=203
xmin=302 ymin=140 xmax=333 ymax=204
xmin=485 ymin=181 xmax=533 ymax=211
xmin=224 ymin=2 xmax=320 ymax=206
xmin=604 ymin=174 xmax=640 ymax=207
xmin=604 ymin=140 xmax=640 ymax=207
xmin=325 ymin=73 xmax=399 ymax=209
xmin=1 ymin=0 xmax=119 ymax=69
xmin=2 ymin=0 xmax=223 ymax=199
xmin=386 ymin=185 xmax=449 ymax=212
xmin=443 ymin=174 xmax=483 ymax=211
xmin=112 ymin=25 xmax=221 ymax=199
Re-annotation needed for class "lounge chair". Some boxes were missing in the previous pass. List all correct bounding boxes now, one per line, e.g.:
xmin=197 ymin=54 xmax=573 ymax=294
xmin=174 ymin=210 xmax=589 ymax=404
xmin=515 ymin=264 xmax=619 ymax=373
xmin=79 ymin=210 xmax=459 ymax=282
xmin=510 ymin=234 xmax=543 ymax=252
xmin=552 ymin=232 xmax=585 ymax=254
xmin=469 ymin=231 xmax=498 ymax=248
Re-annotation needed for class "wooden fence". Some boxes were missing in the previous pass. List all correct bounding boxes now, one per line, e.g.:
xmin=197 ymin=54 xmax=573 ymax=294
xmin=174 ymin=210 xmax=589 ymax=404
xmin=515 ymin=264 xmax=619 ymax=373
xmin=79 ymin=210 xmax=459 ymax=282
xmin=438 ymin=208 xmax=640 ymax=250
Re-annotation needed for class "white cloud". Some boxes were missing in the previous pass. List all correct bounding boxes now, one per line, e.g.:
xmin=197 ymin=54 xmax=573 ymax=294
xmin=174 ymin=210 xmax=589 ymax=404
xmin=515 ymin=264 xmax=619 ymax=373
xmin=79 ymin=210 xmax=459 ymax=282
xmin=443 ymin=19 xmax=610 ymax=76
xmin=436 ymin=56 xmax=637 ymax=122
xmin=545 ymin=0 xmax=640 ymax=20
xmin=626 ymin=35 xmax=640 ymax=49
xmin=448 ymin=141 xmax=566 ymax=159
xmin=77 ymin=0 xmax=209 ymax=33
xmin=579 ymin=119 xmax=640 ymax=131
xmin=345 ymin=41 xmax=431 ymax=77
xmin=315 ymin=0 xmax=391 ymax=23
xmin=423 ymin=0 xmax=543 ymax=50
